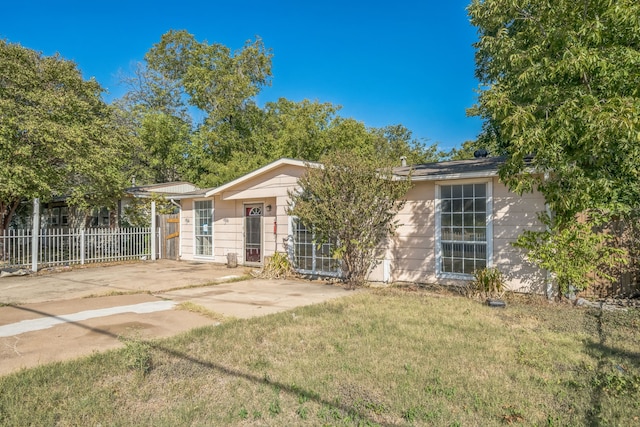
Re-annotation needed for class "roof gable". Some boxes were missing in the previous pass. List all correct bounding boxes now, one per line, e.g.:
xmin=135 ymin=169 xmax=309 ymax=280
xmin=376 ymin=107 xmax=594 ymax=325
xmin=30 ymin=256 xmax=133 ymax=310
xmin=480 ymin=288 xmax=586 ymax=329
xmin=205 ymin=158 xmax=319 ymax=198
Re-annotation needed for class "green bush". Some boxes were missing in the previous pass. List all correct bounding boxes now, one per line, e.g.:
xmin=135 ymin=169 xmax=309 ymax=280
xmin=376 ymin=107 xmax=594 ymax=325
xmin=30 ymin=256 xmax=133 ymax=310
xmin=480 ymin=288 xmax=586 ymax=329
xmin=467 ymin=267 xmax=506 ymax=299
xmin=514 ymin=213 xmax=627 ymax=294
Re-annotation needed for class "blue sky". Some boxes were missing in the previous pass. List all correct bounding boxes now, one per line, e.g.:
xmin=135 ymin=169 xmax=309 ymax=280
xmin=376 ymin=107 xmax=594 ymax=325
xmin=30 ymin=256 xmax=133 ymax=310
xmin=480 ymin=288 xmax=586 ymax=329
xmin=1 ymin=1 xmax=482 ymax=151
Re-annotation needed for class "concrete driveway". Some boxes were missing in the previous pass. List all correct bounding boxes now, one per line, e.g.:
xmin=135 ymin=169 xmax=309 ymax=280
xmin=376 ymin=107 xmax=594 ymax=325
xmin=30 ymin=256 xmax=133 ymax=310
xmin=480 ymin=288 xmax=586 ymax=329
xmin=0 ymin=260 xmax=353 ymax=375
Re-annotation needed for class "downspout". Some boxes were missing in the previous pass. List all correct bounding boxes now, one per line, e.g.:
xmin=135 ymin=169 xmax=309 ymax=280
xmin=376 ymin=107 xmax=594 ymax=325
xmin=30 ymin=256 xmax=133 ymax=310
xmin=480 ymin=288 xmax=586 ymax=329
xmin=170 ymin=199 xmax=182 ymax=259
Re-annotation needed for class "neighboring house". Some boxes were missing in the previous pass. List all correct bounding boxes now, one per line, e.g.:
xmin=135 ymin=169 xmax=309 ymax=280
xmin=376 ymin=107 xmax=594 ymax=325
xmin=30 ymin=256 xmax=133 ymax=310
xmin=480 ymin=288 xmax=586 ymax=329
xmin=124 ymin=181 xmax=200 ymax=201
xmin=172 ymin=157 xmax=548 ymax=293
xmin=33 ymin=181 xmax=200 ymax=229
xmin=121 ymin=181 xmax=200 ymax=223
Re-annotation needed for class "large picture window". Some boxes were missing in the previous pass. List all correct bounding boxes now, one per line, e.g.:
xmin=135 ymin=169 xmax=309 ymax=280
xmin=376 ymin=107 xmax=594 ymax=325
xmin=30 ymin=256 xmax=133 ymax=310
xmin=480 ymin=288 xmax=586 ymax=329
xmin=290 ymin=218 xmax=340 ymax=276
xmin=438 ymin=183 xmax=490 ymax=275
xmin=194 ymin=200 xmax=213 ymax=257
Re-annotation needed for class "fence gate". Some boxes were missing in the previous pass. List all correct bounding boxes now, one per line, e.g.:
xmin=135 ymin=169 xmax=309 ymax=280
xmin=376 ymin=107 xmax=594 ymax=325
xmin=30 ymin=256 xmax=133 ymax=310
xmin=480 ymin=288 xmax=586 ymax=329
xmin=159 ymin=214 xmax=180 ymax=260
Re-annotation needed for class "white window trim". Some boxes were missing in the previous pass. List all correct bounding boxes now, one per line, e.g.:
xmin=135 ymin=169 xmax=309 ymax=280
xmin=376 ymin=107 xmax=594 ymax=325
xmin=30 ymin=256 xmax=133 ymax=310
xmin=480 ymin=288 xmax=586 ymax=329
xmin=435 ymin=179 xmax=493 ymax=279
xmin=193 ymin=198 xmax=214 ymax=259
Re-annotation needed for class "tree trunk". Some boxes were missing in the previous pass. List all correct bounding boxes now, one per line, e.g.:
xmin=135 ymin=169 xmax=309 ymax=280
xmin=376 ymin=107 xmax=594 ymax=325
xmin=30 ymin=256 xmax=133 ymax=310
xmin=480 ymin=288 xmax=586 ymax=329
xmin=0 ymin=199 xmax=20 ymax=232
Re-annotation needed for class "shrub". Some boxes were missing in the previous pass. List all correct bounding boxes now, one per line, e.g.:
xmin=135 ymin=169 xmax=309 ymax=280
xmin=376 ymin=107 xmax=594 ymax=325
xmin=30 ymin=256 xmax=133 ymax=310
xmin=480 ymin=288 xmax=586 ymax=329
xmin=466 ymin=267 xmax=506 ymax=299
xmin=260 ymin=252 xmax=292 ymax=279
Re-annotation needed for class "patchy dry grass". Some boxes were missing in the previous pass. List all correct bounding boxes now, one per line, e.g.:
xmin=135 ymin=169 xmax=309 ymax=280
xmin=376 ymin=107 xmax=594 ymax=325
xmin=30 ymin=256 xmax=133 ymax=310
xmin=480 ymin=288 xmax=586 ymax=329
xmin=175 ymin=301 xmax=231 ymax=322
xmin=0 ymin=288 xmax=639 ymax=426
xmin=82 ymin=289 xmax=153 ymax=299
xmin=161 ymin=274 xmax=254 ymax=293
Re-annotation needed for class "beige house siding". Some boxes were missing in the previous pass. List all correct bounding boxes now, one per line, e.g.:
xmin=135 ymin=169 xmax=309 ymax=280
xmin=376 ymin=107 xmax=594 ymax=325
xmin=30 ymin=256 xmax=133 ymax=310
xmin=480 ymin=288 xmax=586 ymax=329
xmin=179 ymin=163 xmax=304 ymax=265
xmin=368 ymin=178 xmax=547 ymax=292
xmin=178 ymin=159 xmax=548 ymax=293
xmin=491 ymin=178 xmax=547 ymax=292
xmin=180 ymin=199 xmax=194 ymax=259
xmin=370 ymin=182 xmax=437 ymax=283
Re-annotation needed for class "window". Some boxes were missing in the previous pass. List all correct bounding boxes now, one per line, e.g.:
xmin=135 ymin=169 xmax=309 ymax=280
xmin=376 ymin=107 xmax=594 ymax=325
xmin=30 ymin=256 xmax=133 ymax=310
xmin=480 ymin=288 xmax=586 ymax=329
xmin=194 ymin=200 xmax=213 ymax=257
xmin=437 ymin=182 xmax=491 ymax=276
xmin=42 ymin=206 xmax=67 ymax=227
xmin=290 ymin=218 xmax=340 ymax=276
xmin=50 ymin=208 xmax=60 ymax=226
xmin=89 ymin=207 xmax=111 ymax=227
xmin=60 ymin=207 xmax=69 ymax=226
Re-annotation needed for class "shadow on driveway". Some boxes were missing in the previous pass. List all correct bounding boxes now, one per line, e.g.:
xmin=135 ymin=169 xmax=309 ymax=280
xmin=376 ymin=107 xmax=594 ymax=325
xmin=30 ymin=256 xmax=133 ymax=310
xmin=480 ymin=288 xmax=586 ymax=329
xmin=0 ymin=260 xmax=354 ymax=375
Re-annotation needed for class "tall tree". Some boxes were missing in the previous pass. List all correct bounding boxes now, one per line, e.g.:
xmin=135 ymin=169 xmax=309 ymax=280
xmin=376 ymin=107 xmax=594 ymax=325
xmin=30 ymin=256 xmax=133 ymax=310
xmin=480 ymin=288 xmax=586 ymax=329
xmin=114 ymin=62 xmax=192 ymax=184
xmin=133 ymin=30 xmax=272 ymax=186
xmin=145 ymin=30 xmax=272 ymax=124
xmin=288 ymin=151 xmax=412 ymax=288
xmin=130 ymin=31 xmax=442 ymax=189
xmin=0 ymin=40 xmax=129 ymax=231
xmin=468 ymin=0 xmax=640 ymax=220
xmin=372 ymin=124 xmax=443 ymax=165
xmin=468 ymin=0 xmax=640 ymax=292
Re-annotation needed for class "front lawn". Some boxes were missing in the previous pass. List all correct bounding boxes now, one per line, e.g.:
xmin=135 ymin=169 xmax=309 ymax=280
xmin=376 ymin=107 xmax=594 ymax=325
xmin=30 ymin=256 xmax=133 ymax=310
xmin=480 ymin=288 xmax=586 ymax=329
xmin=1 ymin=287 xmax=638 ymax=426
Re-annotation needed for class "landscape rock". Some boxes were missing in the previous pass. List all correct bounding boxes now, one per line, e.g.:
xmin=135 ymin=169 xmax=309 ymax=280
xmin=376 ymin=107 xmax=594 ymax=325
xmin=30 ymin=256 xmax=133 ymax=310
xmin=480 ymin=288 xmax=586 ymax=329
xmin=0 ymin=268 xmax=32 ymax=278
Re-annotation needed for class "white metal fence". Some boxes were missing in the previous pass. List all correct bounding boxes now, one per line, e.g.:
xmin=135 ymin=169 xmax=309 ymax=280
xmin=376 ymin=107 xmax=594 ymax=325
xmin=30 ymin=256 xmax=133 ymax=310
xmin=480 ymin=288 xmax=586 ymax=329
xmin=0 ymin=227 xmax=154 ymax=270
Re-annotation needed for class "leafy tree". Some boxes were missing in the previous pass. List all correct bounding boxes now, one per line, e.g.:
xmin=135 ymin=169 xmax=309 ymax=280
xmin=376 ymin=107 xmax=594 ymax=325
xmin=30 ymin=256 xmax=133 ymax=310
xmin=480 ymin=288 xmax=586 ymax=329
xmin=181 ymin=96 xmax=443 ymax=187
xmin=372 ymin=124 xmax=443 ymax=165
xmin=446 ymin=140 xmax=480 ymax=160
xmin=137 ymin=111 xmax=190 ymax=183
xmin=114 ymin=62 xmax=191 ymax=184
xmin=120 ymin=193 xmax=177 ymax=227
xmin=468 ymin=0 xmax=640 ymax=220
xmin=144 ymin=30 xmax=272 ymax=124
xmin=513 ymin=212 xmax=627 ymax=294
xmin=118 ymin=62 xmax=188 ymax=118
xmin=128 ymin=31 xmax=442 ymax=189
xmin=468 ymin=0 xmax=640 ymax=292
xmin=0 ymin=40 xmax=129 ymax=231
xmin=260 ymin=98 xmax=338 ymax=161
xmin=133 ymin=30 xmax=272 ymax=187
xmin=288 ymin=151 xmax=412 ymax=288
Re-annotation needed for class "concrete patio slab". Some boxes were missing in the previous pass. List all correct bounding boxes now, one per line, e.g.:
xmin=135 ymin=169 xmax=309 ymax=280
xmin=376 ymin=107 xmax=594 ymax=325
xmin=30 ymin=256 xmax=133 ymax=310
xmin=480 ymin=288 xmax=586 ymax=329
xmin=0 ymin=260 xmax=355 ymax=375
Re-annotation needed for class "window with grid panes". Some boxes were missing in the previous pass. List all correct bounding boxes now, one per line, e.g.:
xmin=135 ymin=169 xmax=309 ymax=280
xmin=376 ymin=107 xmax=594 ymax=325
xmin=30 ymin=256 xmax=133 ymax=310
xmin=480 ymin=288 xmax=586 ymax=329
xmin=291 ymin=218 xmax=340 ymax=275
xmin=438 ymin=183 xmax=488 ymax=275
xmin=194 ymin=200 xmax=213 ymax=256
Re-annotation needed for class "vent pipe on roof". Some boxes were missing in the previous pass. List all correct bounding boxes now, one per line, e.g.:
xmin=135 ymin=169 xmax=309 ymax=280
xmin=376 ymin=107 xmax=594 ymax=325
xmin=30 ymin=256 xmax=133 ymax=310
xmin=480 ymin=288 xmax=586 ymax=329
xmin=473 ymin=149 xmax=489 ymax=158
xmin=400 ymin=156 xmax=407 ymax=167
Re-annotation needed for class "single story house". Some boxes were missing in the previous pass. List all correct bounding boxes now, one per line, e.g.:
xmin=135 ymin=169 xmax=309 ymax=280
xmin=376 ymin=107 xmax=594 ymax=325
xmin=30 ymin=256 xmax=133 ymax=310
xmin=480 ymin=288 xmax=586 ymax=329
xmin=169 ymin=157 xmax=548 ymax=293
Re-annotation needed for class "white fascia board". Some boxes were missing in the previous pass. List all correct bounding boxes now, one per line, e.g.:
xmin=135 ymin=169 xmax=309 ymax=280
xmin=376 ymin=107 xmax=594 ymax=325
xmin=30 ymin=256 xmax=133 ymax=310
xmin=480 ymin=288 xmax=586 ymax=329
xmin=408 ymin=170 xmax=498 ymax=182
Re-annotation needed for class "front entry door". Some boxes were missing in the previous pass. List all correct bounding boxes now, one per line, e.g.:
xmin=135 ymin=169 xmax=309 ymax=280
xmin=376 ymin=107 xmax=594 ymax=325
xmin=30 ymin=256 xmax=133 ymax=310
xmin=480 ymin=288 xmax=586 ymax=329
xmin=245 ymin=204 xmax=263 ymax=264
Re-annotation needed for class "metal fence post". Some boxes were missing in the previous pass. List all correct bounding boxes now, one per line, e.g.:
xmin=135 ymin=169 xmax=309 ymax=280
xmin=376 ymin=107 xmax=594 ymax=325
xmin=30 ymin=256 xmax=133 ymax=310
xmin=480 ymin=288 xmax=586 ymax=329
xmin=31 ymin=198 xmax=40 ymax=272
xmin=80 ymin=229 xmax=85 ymax=265
xmin=151 ymin=201 xmax=156 ymax=261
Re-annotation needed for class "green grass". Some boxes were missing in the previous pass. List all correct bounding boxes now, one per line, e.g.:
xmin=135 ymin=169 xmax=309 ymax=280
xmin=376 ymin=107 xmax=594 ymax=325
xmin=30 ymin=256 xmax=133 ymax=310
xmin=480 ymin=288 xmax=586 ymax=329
xmin=1 ymin=288 xmax=639 ymax=426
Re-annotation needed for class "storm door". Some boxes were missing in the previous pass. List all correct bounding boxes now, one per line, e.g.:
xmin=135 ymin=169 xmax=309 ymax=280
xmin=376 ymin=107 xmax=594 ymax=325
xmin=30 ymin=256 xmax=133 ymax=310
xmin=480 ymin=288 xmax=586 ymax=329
xmin=244 ymin=204 xmax=263 ymax=264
